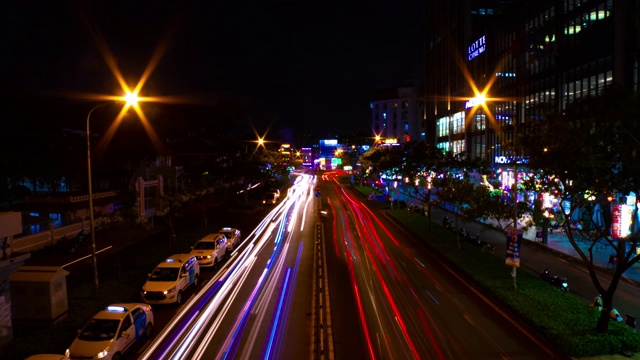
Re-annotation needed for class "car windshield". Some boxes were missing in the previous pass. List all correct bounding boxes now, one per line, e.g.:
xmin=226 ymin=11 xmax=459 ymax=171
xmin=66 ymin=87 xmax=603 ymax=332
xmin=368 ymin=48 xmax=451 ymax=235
xmin=193 ymin=241 xmax=216 ymax=250
xmin=149 ymin=267 xmax=179 ymax=281
xmin=78 ymin=318 xmax=120 ymax=341
xmin=220 ymin=231 xmax=232 ymax=239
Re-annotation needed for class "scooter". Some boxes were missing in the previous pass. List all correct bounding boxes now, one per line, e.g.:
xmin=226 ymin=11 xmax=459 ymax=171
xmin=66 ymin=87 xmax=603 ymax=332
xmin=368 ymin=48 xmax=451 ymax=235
xmin=592 ymin=295 xmax=623 ymax=322
xmin=442 ymin=216 xmax=452 ymax=230
xmin=540 ymin=268 xmax=569 ymax=292
xmin=470 ymin=233 xmax=495 ymax=254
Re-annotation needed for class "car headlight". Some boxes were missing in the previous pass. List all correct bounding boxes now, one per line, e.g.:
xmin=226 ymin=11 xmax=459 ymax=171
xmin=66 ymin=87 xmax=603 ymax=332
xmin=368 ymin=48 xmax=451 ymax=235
xmin=164 ymin=286 xmax=177 ymax=295
xmin=206 ymin=255 xmax=212 ymax=259
xmin=97 ymin=348 xmax=109 ymax=358
xmin=65 ymin=349 xmax=70 ymax=357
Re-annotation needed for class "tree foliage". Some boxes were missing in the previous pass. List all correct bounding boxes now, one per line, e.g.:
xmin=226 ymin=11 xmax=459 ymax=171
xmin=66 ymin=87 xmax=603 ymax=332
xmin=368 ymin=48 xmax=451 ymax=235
xmin=521 ymin=88 xmax=640 ymax=332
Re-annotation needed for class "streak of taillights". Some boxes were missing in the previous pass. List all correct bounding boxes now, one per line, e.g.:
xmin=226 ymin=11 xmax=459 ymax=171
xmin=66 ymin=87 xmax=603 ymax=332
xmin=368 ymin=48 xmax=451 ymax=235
xmin=344 ymin=238 xmax=376 ymax=359
xmin=328 ymin=198 xmax=340 ymax=257
xmin=335 ymin=182 xmax=444 ymax=359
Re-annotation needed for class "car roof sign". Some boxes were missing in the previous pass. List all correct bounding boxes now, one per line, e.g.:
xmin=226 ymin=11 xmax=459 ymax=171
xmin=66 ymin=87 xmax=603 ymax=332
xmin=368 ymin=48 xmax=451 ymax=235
xmin=106 ymin=305 xmax=126 ymax=312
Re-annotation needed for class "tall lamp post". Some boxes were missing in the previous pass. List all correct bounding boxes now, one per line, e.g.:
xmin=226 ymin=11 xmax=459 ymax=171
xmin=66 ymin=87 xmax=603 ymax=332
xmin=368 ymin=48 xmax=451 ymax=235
xmin=86 ymin=94 xmax=138 ymax=297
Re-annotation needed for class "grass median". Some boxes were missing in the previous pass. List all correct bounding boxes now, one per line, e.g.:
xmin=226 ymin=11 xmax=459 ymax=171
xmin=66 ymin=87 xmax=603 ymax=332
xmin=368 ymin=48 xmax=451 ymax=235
xmin=384 ymin=205 xmax=640 ymax=357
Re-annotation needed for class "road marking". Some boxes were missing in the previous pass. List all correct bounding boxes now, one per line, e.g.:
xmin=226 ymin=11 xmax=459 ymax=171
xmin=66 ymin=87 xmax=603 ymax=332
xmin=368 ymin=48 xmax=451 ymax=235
xmin=62 ymin=246 xmax=113 ymax=268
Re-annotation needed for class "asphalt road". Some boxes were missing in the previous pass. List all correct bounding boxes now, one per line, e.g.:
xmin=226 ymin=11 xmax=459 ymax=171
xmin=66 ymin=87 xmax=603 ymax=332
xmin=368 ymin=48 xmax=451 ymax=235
xmin=322 ymin=174 xmax=566 ymax=359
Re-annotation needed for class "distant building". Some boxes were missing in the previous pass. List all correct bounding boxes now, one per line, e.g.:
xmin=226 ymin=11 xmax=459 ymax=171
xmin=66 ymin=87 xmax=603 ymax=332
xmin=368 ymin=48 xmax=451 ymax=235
xmin=370 ymin=86 xmax=425 ymax=144
xmin=300 ymin=147 xmax=313 ymax=168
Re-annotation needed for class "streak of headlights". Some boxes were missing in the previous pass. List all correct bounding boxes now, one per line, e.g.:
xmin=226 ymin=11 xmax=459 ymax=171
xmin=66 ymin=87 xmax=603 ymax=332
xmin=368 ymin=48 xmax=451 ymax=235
xmin=140 ymin=174 xmax=312 ymax=360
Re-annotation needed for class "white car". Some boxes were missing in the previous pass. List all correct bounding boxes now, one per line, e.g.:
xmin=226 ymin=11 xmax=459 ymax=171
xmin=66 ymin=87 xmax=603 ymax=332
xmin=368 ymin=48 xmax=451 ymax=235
xmin=219 ymin=227 xmax=241 ymax=251
xmin=65 ymin=303 xmax=153 ymax=360
xmin=189 ymin=233 xmax=228 ymax=267
xmin=141 ymin=254 xmax=200 ymax=304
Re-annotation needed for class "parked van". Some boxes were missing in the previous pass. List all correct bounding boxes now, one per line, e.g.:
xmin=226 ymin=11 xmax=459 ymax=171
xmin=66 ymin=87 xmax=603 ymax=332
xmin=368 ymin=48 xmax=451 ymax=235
xmin=141 ymin=254 xmax=200 ymax=305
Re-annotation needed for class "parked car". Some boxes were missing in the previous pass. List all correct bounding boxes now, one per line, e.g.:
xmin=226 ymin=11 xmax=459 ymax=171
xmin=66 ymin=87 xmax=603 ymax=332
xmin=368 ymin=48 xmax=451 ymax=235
xmin=189 ymin=233 xmax=229 ymax=268
xmin=219 ymin=227 xmax=241 ymax=251
xmin=262 ymin=193 xmax=278 ymax=205
xmin=267 ymin=188 xmax=280 ymax=198
xmin=65 ymin=303 xmax=154 ymax=360
xmin=141 ymin=254 xmax=200 ymax=304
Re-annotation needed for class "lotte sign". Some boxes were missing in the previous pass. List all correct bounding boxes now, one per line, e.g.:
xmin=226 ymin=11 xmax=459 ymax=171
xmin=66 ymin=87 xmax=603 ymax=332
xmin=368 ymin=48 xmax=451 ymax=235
xmin=468 ymin=35 xmax=486 ymax=61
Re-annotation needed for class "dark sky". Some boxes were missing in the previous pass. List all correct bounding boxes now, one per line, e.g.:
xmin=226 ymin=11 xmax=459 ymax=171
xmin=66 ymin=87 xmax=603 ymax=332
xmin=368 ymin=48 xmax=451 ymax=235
xmin=2 ymin=1 xmax=425 ymax=140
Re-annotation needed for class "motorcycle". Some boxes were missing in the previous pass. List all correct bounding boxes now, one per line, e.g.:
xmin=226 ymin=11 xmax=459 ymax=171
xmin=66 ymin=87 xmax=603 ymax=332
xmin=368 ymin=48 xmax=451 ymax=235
xmin=591 ymin=294 xmax=623 ymax=322
xmin=442 ymin=216 xmax=452 ymax=230
xmin=69 ymin=231 xmax=86 ymax=252
xmin=540 ymin=268 xmax=569 ymax=292
xmin=470 ymin=233 xmax=495 ymax=254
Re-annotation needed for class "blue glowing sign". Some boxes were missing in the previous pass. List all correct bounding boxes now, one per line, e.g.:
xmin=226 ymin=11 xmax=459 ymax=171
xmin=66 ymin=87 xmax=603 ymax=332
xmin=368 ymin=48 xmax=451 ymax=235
xmin=468 ymin=35 xmax=486 ymax=61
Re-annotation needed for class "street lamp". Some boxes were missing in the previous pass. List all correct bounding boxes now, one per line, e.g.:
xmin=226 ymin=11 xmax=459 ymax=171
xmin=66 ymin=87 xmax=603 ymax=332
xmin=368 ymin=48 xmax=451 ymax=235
xmin=245 ymin=136 xmax=267 ymax=157
xmin=86 ymin=95 xmax=139 ymax=297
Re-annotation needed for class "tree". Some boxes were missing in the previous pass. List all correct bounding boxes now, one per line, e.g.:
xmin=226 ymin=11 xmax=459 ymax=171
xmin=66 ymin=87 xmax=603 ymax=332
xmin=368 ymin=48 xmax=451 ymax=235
xmin=359 ymin=145 xmax=404 ymax=189
xmin=521 ymin=89 xmax=640 ymax=332
xmin=464 ymin=182 xmax=533 ymax=234
xmin=153 ymin=192 xmax=186 ymax=247
xmin=433 ymin=175 xmax=476 ymax=249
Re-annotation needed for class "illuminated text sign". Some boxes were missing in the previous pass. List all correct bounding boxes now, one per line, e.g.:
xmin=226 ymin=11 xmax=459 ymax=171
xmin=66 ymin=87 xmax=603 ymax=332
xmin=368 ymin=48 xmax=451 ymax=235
xmin=494 ymin=155 xmax=529 ymax=164
xmin=468 ymin=35 xmax=486 ymax=61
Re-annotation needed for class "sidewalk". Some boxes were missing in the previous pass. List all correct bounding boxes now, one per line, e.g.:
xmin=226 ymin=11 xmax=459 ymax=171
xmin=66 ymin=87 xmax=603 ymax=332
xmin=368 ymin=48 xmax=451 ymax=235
xmin=402 ymin=197 xmax=640 ymax=286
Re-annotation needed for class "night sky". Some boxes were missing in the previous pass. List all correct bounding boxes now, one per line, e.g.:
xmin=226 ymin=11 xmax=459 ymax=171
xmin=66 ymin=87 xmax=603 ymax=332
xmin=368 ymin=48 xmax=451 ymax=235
xmin=2 ymin=1 xmax=425 ymax=141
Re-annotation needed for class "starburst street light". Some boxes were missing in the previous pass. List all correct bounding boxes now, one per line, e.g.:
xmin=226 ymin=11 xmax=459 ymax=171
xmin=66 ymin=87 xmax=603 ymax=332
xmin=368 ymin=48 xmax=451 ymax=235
xmin=86 ymin=92 xmax=140 ymax=298
xmin=123 ymin=90 xmax=140 ymax=107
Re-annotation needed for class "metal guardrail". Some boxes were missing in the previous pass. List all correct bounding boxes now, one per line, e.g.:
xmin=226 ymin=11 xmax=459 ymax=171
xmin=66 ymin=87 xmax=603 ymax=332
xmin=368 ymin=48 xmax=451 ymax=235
xmin=25 ymin=191 xmax=118 ymax=203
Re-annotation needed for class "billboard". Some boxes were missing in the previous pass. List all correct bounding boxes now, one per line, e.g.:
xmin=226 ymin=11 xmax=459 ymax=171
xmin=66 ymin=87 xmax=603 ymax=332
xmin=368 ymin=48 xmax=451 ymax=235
xmin=505 ymin=228 xmax=523 ymax=267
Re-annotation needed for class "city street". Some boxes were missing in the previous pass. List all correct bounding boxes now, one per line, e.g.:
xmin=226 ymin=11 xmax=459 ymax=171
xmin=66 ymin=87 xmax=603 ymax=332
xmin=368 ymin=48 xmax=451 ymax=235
xmin=323 ymin=175 xmax=565 ymax=359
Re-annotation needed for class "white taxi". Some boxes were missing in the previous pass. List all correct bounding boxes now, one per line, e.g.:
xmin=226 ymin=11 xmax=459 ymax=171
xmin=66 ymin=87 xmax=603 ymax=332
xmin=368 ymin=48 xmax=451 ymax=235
xmin=189 ymin=234 xmax=228 ymax=268
xmin=218 ymin=227 xmax=241 ymax=251
xmin=65 ymin=303 xmax=153 ymax=360
xmin=141 ymin=254 xmax=200 ymax=304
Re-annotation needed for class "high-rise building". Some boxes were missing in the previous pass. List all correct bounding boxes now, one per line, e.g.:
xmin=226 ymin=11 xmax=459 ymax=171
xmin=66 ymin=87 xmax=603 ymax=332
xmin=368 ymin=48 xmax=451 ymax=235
xmin=424 ymin=0 xmax=638 ymax=166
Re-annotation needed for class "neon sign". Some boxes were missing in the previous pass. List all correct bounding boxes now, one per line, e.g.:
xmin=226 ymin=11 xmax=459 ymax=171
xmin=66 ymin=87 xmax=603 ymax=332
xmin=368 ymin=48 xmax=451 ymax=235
xmin=465 ymin=97 xmax=483 ymax=109
xmin=494 ymin=155 xmax=529 ymax=164
xmin=468 ymin=35 xmax=486 ymax=61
